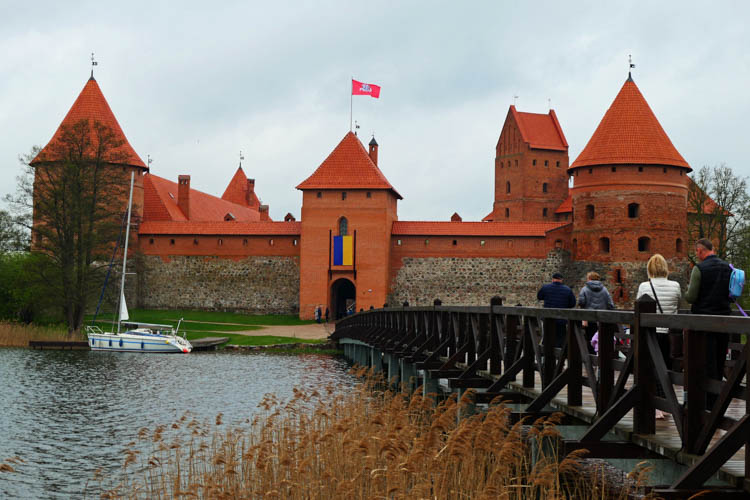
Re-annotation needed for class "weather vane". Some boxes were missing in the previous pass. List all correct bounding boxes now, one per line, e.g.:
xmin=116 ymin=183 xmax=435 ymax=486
xmin=239 ymin=150 xmax=244 ymax=167
xmin=513 ymin=95 xmax=519 ymax=106
xmin=354 ymin=120 xmax=360 ymax=136
xmin=629 ymin=54 xmax=635 ymax=78
xmin=90 ymin=52 xmax=98 ymax=78
xmin=147 ymin=154 xmax=152 ymax=168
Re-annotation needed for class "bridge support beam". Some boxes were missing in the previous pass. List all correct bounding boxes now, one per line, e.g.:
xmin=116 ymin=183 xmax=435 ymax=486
xmin=400 ymin=359 xmax=417 ymax=392
xmin=385 ymin=353 xmax=400 ymax=386
xmin=370 ymin=347 xmax=383 ymax=373
xmin=422 ymin=370 xmax=440 ymax=398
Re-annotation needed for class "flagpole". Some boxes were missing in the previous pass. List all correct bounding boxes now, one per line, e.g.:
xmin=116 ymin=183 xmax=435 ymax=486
xmin=349 ymin=78 xmax=353 ymax=131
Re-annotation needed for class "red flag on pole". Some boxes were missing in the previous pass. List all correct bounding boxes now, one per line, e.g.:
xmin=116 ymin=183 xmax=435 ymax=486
xmin=352 ymin=79 xmax=381 ymax=98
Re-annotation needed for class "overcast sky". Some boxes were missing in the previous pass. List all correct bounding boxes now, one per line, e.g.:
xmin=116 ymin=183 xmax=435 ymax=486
xmin=1 ymin=1 xmax=748 ymax=221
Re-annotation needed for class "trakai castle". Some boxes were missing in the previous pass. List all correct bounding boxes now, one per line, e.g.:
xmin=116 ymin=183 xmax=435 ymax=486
xmin=33 ymin=72 xmax=697 ymax=319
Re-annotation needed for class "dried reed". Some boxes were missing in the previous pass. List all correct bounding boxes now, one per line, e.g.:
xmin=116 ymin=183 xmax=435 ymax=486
xmin=0 ymin=321 xmax=78 ymax=347
xmin=102 ymin=366 xmax=660 ymax=499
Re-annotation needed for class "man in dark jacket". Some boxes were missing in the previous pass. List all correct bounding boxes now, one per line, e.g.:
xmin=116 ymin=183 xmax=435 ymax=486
xmin=685 ymin=238 xmax=732 ymax=407
xmin=537 ymin=272 xmax=577 ymax=347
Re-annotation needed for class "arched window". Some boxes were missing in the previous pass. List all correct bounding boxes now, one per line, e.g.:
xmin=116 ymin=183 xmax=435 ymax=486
xmin=599 ymin=237 xmax=610 ymax=254
xmin=676 ymin=238 xmax=683 ymax=253
xmin=638 ymin=237 xmax=650 ymax=252
xmin=542 ymin=208 xmax=548 ymax=217
xmin=505 ymin=208 xmax=510 ymax=218
xmin=628 ymin=203 xmax=639 ymax=218
xmin=338 ymin=217 xmax=348 ymax=236
xmin=542 ymin=183 xmax=548 ymax=193
xmin=586 ymin=204 xmax=595 ymax=220
xmin=506 ymin=181 xmax=511 ymax=194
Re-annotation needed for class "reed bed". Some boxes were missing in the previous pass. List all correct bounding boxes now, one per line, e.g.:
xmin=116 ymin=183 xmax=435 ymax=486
xmin=99 ymin=367 xmax=657 ymax=499
xmin=0 ymin=321 xmax=76 ymax=347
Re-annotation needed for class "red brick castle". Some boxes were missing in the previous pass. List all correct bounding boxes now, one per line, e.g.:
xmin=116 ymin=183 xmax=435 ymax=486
xmin=33 ymin=73 xmax=694 ymax=319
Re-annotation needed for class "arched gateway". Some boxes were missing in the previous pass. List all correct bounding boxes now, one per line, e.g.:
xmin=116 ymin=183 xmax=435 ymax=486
xmin=330 ymin=278 xmax=355 ymax=320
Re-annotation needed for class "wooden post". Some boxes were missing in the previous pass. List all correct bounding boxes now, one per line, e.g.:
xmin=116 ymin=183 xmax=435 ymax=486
xmin=542 ymin=317 xmax=556 ymax=387
xmin=522 ymin=317 xmax=535 ymax=388
xmin=489 ymin=296 xmax=503 ymax=374
xmin=506 ymin=314 xmax=519 ymax=382
xmin=634 ymin=295 xmax=656 ymax=435
xmin=568 ymin=319 xmax=582 ymax=406
xmin=597 ymin=321 xmax=616 ymax=416
xmin=684 ymin=328 xmax=707 ymax=453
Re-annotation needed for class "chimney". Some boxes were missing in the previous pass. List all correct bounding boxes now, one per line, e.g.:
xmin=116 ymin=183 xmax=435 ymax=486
xmin=368 ymin=137 xmax=378 ymax=166
xmin=451 ymin=212 xmax=462 ymax=222
xmin=177 ymin=175 xmax=190 ymax=219
xmin=246 ymin=178 xmax=255 ymax=206
xmin=259 ymin=204 xmax=270 ymax=221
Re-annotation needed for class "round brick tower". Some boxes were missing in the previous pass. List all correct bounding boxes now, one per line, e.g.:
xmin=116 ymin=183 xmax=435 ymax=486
xmin=568 ymin=75 xmax=691 ymax=263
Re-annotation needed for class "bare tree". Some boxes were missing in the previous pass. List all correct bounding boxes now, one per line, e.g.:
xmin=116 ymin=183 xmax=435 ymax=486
xmin=5 ymin=119 xmax=133 ymax=334
xmin=687 ymin=164 xmax=750 ymax=262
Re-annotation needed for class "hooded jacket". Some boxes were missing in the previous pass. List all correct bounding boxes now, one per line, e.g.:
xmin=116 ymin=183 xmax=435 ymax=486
xmin=578 ymin=280 xmax=615 ymax=310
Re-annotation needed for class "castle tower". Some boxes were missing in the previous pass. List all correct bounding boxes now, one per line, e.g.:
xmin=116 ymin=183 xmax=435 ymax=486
xmin=489 ymin=106 xmax=569 ymax=222
xmin=296 ymin=132 xmax=401 ymax=320
xmin=568 ymin=75 xmax=691 ymax=262
xmin=32 ymin=76 xmax=148 ymax=238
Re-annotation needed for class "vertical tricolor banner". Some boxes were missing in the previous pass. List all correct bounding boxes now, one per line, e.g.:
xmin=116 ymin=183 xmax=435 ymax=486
xmin=333 ymin=236 xmax=354 ymax=265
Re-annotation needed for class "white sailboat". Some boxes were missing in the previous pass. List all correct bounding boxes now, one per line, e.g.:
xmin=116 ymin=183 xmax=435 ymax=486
xmin=86 ymin=172 xmax=192 ymax=353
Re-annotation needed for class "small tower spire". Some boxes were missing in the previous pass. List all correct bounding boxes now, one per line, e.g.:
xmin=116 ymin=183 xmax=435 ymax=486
xmin=239 ymin=150 xmax=244 ymax=167
xmin=90 ymin=52 xmax=98 ymax=79
xmin=628 ymin=54 xmax=635 ymax=81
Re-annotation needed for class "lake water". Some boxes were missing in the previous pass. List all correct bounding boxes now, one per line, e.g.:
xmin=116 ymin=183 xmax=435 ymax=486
xmin=0 ymin=348 xmax=354 ymax=499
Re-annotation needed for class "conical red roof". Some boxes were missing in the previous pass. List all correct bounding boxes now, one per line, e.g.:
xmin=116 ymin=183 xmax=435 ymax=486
xmin=570 ymin=77 xmax=689 ymax=170
xmin=296 ymin=132 xmax=402 ymax=198
xmin=33 ymin=77 xmax=146 ymax=168
xmin=221 ymin=166 xmax=260 ymax=207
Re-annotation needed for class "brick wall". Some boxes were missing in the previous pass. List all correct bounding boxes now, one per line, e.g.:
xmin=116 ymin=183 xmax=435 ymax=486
xmin=136 ymin=254 xmax=300 ymax=313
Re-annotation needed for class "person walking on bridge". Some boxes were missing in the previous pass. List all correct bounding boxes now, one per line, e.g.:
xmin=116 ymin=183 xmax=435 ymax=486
xmin=685 ymin=238 xmax=732 ymax=408
xmin=578 ymin=271 xmax=615 ymax=353
xmin=537 ymin=272 xmax=576 ymax=347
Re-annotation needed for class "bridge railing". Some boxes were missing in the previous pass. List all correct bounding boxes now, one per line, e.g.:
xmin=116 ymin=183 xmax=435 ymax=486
xmin=332 ymin=296 xmax=750 ymax=491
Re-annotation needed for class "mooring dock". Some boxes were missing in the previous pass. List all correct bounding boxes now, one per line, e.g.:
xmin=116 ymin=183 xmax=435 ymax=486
xmin=332 ymin=298 xmax=750 ymax=498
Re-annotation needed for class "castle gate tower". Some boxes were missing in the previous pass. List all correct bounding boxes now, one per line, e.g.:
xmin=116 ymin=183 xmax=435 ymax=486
xmin=297 ymin=133 xmax=401 ymax=320
xmin=568 ymin=75 xmax=691 ymax=263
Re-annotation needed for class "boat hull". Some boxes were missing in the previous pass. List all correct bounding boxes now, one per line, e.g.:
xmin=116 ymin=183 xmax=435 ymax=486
xmin=87 ymin=332 xmax=191 ymax=353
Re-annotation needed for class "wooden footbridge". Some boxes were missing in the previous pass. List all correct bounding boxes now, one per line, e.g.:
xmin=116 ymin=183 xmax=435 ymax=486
xmin=331 ymin=297 xmax=750 ymax=498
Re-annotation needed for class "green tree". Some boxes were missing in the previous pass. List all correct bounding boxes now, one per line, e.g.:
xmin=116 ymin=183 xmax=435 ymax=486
xmin=0 ymin=209 xmax=29 ymax=252
xmin=5 ymin=119 xmax=132 ymax=334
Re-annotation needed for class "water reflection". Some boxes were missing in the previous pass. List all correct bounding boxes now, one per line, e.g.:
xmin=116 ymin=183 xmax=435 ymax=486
xmin=0 ymin=348 xmax=354 ymax=499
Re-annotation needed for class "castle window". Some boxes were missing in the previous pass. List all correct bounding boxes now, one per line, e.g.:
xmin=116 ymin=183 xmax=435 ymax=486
xmin=293 ymin=239 xmax=298 ymax=246
xmin=366 ymin=191 xmax=371 ymax=198
xmin=600 ymin=237 xmax=610 ymax=254
xmin=628 ymin=203 xmax=640 ymax=218
xmin=397 ymin=239 xmax=402 ymax=246
xmin=149 ymin=238 xmax=154 ymax=245
xmin=611 ymin=166 xmax=617 ymax=172
xmin=170 ymin=239 xmax=175 ymax=245
xmin=505 ymin=208 xmax=510 ymax=218
xmin=638 ymin=166 xmax=644 ymax=172
xmin=342 ymin=191 xmax=347 ymax=200
xmin=638 ymin=237 xmax=650 ymax=252
xmin=532 ymin=159 xmax=537 ymax=166
xmin=317 ymin=191 xmax=322 ymax=198
xmin=544 ymin=160 xmax=548 ymax=167
xmin=480 ymin=240 xmax=485 ymax=246
xmin=338 ymin=217 xmax=348 ymax=236
xmin=269 ymin=239 xmax=274 ymax=246
xmin=515 ymin=159 xmax=518 ymax=167
xmin=218 ymin=238 xmax=223 ymax=246
xmin=500 ymin=161 xmax=504 ymax=168
xmin=193 ymin=239 xmax=198 ymax=245
xmin=543 ymin=208 xmax=548 ymax=217
xmin=243 ymin=239 xmax=248 ymax=246
xmin=556 ymin=161 xmax=560 ymax=168
xmin=680 ymin=170 xmax=683 ymax=176
xmin=452 ymin=239 xmax=457 ymax=246
xmin=588 ymin=168 xmax=593 ymax=174
xmin=663 ymin=167 xmax=667 ymax=173
xmin=554 ymin=239 xmax=562 ymax=248
xmin=542 ymin=183 xmax=548 ymax=193
xmin=615 ymin=268 xmax=623 ymax=283
xmin=506 ymin=181 xmax=511 ymax=194
xmin=424 ymin=239 xmax=429 ymax=246
xmin=586 ymin=204 xmax=595 ymax=220
xmin=676 ymin=238 xmax=683 ymax=253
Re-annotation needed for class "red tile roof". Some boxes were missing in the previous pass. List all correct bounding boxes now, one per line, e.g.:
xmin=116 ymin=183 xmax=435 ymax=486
xmin=296 ymin=132 xmax=402 ymax=198
xmin=481 ymin=211 xmax=495 ymax=222
xmin=687 ymin=178 xmax=729 ymax=215
xmin=392 ymin=221 xmax=568 ymax=237
xmin=139 ymin=220 xmax=300 ymax=236
xmin=570 ymin=77 xmax=690 ymax=170
xmin=221 ymin=166 xmax=260 ymax=207
xmin=33 ymin=77 xmax=146 ymax=168
xmin=142 ymin=174 xmax=262 ymax=223
xmin=555 ymin=193 xmax=572 ymax=213
xmin=510 ymin=106 xmax=568 ymax=151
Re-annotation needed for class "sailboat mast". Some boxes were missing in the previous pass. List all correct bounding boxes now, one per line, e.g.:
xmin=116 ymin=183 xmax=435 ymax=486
xmin=117 ymin=172 xmax=135 ymax=333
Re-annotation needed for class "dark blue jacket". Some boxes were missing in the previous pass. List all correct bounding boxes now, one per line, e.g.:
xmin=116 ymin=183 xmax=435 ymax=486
xmin=537 ymin=282 xmax=576 ymax=309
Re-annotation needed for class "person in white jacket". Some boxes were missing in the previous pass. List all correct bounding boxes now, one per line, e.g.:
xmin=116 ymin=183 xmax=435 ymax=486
xmin=636 ymin=253 xmax=682 ymax=419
